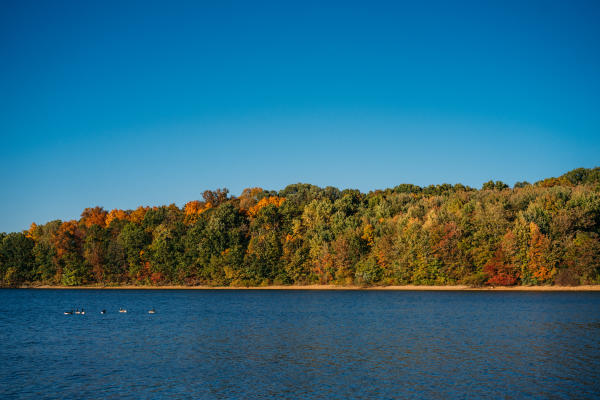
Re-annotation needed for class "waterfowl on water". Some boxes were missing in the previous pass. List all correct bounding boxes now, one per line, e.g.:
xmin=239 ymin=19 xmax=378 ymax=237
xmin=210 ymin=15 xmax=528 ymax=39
xmin=119 ymin=308 xmax=127 ymax=313
xmin=148 ymin=308 xmax=156 ymax=314
xmin=100 ymin=309 xmax=106 ymax=314
xmin=80 ymin=309 xmax=85 ymax=315
xmin=64 ymin=310 xmax=73 ymax=315
xmin=74 ymin=309 xmax=81 ymax=314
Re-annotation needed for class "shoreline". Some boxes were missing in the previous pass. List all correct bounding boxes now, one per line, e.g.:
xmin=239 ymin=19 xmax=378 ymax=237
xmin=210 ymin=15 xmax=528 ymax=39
xmin=11 ymin=284 xmax=600 ymax=291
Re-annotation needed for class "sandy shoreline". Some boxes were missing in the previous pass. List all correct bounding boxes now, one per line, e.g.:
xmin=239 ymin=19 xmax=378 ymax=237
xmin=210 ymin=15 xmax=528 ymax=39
xmin=12 ymin=284 xmax=600 ymax=291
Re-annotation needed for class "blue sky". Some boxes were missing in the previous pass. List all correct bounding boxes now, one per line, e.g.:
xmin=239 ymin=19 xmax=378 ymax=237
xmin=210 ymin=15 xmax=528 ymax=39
xmin=1 ymin=0 xmax=599 ymax=232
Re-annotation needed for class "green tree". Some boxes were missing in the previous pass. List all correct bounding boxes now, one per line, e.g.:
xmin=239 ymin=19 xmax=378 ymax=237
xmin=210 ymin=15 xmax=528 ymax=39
xmin=118 ymin=222 xmax=151 ymax=282
xmin=0 ymin=233 xmax=35 ymax=286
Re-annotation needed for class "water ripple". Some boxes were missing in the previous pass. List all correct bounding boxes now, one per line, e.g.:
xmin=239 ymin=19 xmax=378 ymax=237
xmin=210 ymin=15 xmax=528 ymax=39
xmin=0 ymin=290 xmax=599 ymax=399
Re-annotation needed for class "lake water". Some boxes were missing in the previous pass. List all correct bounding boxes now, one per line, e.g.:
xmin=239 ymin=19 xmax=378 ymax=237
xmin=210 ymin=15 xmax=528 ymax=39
xmin=0 ymin=289 xmax=599 ymax=399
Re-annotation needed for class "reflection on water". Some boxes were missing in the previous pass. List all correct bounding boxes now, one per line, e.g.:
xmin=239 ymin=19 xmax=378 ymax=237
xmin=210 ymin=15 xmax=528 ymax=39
xmin=0 ymin=290 xmax=599 ymax=399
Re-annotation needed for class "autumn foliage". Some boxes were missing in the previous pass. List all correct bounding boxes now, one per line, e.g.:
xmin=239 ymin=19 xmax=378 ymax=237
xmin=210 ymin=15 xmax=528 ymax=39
xmin=484 ymin=249 xmax=519 ymax=286
xmin=527 ymin=222 xmax=553 ymax=283
xmin=1 ymin=168 xmax=599 ymax=287
xmin=248 ymin=196 xmax=286 ymax=217
xmin=81 ymin=207 xmax=108 ymax=228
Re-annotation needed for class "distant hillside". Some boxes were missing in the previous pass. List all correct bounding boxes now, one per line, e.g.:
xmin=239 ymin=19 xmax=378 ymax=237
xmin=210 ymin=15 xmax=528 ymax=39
xmin=1 ymin=168 xmax=599 ymax=287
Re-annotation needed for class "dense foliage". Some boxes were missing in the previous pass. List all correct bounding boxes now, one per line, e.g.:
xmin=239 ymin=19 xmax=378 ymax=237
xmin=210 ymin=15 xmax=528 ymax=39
xmin=2 ymin=168 xmax=599 ymax=287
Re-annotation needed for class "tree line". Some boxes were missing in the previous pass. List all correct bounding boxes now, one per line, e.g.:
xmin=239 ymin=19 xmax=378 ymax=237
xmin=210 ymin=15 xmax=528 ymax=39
xmin=1 ymin=168 xmax=599 ymax=287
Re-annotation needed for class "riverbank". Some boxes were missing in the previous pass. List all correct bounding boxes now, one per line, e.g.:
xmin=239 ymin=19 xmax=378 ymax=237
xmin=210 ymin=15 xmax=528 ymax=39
xmin=14 ymin=284 xmax=600 ymax=291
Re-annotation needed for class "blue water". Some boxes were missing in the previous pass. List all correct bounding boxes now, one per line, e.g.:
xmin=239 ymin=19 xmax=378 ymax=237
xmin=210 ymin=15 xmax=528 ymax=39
xmin=0 ymin=290 xmax=599 ymax=399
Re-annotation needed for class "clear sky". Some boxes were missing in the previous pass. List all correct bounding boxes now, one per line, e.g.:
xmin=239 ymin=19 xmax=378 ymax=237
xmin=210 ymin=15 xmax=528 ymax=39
xmin=1 ymin=0 xmax=599 ymax=232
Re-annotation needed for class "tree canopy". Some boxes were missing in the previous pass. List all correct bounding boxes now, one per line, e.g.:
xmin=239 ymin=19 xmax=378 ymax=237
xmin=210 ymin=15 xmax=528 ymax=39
xmin=1 ymin=168 xmax=599 ymax=287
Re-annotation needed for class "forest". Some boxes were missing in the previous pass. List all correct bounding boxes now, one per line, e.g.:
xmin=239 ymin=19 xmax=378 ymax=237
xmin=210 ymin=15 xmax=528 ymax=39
xmin=1 ymin=168 xmax=599 ymax=287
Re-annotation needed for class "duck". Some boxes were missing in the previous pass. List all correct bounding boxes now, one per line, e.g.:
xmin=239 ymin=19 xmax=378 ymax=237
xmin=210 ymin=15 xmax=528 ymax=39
xmin=64 ymin=310 xmax=73 ymax=315
xmin=148 ymin=308 xmax=156 ymax=314
xmin=100 ymin=309 xmax=106 ymax=314
xmin=80 ymin=308 xmax=85 ymax=315
xmin=119 ymin=308 xmax=127 ymax=313
xmin=74 ymin=309 xmax=81 ymax=315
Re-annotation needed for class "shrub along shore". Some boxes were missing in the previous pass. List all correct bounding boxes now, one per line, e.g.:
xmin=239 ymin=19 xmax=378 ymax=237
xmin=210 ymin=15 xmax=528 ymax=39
xmin=1 ymin=167 xmax=599 ymax=288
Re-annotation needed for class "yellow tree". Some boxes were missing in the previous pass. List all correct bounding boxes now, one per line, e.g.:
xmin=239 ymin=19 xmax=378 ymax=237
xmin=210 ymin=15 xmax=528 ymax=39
xmin=248 ymin=196 xmax=286 ymax=218
xmin=527 ymin=222 xmax=553 ymax=283
xmin=51 ymin=221 xmax=87 ymax=285
xmin=128 ymin=206 xmax=150 ymax=224
xmin=238 ymin=187 xmax=264 ymax=214
xmin=106 ymin=209 xmax=128 ymax=226
xmin=80 ymin=207 xmax=108 ymax=228
xmin=183 ymin=200 xmax=209 ymax=225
